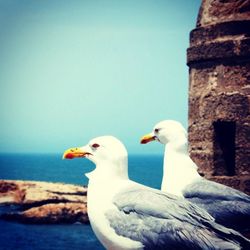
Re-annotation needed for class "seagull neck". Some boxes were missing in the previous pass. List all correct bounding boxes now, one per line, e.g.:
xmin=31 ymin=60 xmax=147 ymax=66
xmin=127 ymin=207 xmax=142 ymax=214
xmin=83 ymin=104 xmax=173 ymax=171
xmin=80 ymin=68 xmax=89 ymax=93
xmin=87 ymin=160 xmax=129 ymax=182
xmin=161 ymin=141 xmax=201 ymax=196
xmin=166 ymin=136 xmax=188 ymax=153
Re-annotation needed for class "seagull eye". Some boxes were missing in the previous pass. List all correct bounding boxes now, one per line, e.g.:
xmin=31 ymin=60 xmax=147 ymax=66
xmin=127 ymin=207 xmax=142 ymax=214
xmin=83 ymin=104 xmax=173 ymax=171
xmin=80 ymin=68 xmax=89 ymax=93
xmin=92 ymin=143 xmax=100 ymax=149
xmin=154 ymin=128 xmax=159 ymax=133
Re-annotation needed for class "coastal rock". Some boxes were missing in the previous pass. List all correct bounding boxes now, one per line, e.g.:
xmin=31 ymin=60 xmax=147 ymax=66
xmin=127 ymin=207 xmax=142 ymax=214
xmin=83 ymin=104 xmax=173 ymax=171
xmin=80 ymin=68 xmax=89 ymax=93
xmin=0 ymin=180 xmax=89 ymax=224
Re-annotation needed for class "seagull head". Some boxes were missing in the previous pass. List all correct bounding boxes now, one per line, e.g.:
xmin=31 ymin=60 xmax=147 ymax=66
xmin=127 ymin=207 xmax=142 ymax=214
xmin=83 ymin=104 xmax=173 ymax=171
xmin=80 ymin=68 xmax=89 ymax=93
xmin=63 ymin=136 xmax=128 ymax=177
xmin=140 ymin=120 xmax=187 ymax=145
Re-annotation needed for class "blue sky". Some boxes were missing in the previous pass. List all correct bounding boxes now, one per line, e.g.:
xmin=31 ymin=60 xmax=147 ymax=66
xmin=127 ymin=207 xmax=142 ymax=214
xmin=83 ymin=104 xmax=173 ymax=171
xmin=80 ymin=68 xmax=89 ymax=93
xmin=0 ymin=0 xmax=201 ymax=154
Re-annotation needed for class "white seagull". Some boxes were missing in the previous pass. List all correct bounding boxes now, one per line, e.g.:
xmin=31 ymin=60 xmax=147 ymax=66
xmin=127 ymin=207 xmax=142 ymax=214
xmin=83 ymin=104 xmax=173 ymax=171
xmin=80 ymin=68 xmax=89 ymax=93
xmin=63 ymin=135 xmax=249 ymax=249
xmin=140 ymin=120 xmax=250 ymax=232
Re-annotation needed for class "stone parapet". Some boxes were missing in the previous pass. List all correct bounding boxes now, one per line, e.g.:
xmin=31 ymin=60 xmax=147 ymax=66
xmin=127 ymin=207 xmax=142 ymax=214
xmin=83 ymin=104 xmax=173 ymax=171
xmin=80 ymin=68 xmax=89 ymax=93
xmin=187 ymin=0 xmax=250 ymax=194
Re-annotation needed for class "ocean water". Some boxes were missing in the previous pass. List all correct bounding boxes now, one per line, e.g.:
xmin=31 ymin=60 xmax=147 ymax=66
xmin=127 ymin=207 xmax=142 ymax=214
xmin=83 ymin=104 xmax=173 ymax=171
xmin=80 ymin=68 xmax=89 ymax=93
xmin=0 ymin=153 xmax=163 ymax=250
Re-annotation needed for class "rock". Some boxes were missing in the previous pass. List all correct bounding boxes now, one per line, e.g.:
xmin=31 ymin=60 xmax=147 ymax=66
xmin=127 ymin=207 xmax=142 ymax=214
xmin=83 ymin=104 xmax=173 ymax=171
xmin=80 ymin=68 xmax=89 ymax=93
xmin=0 ymin=180 xmax=89 ymax=224
xmin=2 ymin=203 xmax=88 ymax=224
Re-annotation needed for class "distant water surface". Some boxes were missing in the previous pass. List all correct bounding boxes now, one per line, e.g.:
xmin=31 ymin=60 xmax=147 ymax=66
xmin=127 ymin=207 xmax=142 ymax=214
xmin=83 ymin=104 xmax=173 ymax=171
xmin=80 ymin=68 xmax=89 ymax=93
xmin=0 ymin=153 xmax=163 ymax=250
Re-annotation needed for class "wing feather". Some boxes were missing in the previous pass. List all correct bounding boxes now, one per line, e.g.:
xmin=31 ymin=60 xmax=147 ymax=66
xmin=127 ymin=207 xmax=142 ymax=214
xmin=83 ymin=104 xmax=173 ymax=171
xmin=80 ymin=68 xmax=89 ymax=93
xmin=184 ymin=179 xmax=250 ymax=231
xmin=105 ymin=188 xmax=249 ymax=249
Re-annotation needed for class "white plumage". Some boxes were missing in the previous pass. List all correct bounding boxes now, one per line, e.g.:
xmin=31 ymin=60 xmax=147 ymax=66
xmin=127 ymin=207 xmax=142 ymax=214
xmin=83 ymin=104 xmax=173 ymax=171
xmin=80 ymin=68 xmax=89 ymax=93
xmin=63 ymin=135 xmax=249 ymax=249
xmin=141 ymin=120 xmax=250 ymax=232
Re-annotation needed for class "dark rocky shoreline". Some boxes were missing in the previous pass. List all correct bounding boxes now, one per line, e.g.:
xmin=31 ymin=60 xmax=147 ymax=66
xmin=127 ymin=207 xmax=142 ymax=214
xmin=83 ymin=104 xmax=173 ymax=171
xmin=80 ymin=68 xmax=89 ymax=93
xmin=0 ymin=180 xmax=89 ymax=224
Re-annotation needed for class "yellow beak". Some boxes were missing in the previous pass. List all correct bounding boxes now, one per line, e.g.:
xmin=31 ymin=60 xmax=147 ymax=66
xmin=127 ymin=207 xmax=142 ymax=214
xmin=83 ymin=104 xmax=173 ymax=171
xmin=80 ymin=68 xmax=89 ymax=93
xmin=62 ymin=147 xmax=92 ymax=159
xmin=140 ymin=133 xmax=157 ymax=144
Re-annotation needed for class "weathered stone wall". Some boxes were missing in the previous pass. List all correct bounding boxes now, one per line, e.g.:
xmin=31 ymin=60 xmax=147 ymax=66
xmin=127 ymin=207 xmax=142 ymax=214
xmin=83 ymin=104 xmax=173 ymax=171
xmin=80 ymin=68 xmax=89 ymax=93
xmin=187 ymin=0 xmax=250 ymax=194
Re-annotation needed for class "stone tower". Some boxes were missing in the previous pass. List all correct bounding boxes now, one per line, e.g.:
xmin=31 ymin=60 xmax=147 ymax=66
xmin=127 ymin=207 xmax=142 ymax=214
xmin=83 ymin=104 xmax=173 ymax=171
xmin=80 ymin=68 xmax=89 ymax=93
xmin=187 ymin=0 xmax=250 ymax=194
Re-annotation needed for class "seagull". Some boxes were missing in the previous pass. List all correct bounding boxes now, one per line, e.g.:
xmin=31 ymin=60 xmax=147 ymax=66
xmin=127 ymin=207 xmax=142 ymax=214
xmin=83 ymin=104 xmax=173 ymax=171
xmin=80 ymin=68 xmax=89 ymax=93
xmin=140 ymin=120 xmax=250 ymax=232
xmin=63 ymin=135 xmax=249 ymax=249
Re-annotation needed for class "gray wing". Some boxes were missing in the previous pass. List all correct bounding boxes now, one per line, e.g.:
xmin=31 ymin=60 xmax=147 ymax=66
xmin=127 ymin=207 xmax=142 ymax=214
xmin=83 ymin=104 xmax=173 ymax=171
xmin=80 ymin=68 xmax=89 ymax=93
xmin=184 ymin=179 xmax=250 ymax=202
xmin=105 ymin=188 xmax=249 ymax=250
xmin=184 ymin=179 xmax=250 ymax=231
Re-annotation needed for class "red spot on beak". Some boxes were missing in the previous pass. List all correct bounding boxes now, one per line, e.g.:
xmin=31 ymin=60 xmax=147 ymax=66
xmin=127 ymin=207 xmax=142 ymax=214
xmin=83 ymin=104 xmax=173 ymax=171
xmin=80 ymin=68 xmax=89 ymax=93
xmin=65 ymin=153 xmax=74 ymax=159
xmin=141 ymin=138 xmax=148 ymax=144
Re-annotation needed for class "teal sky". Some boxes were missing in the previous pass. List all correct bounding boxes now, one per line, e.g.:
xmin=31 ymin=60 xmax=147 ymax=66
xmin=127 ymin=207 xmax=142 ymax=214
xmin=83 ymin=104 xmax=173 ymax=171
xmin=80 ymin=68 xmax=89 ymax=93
xmin=0 ymin=0 xmax=201 ymax=154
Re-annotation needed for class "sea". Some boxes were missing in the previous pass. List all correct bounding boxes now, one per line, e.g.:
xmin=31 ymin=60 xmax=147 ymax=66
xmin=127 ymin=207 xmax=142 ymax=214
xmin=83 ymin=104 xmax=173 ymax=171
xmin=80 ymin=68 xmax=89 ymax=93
xmin=0 ymin=153 xmax=163 ymax=250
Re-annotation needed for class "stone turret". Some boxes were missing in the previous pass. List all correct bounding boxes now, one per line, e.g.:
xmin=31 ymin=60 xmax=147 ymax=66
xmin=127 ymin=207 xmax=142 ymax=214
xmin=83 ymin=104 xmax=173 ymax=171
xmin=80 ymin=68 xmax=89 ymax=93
xmin=187 ymin=0 xmax=250 ymax=194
